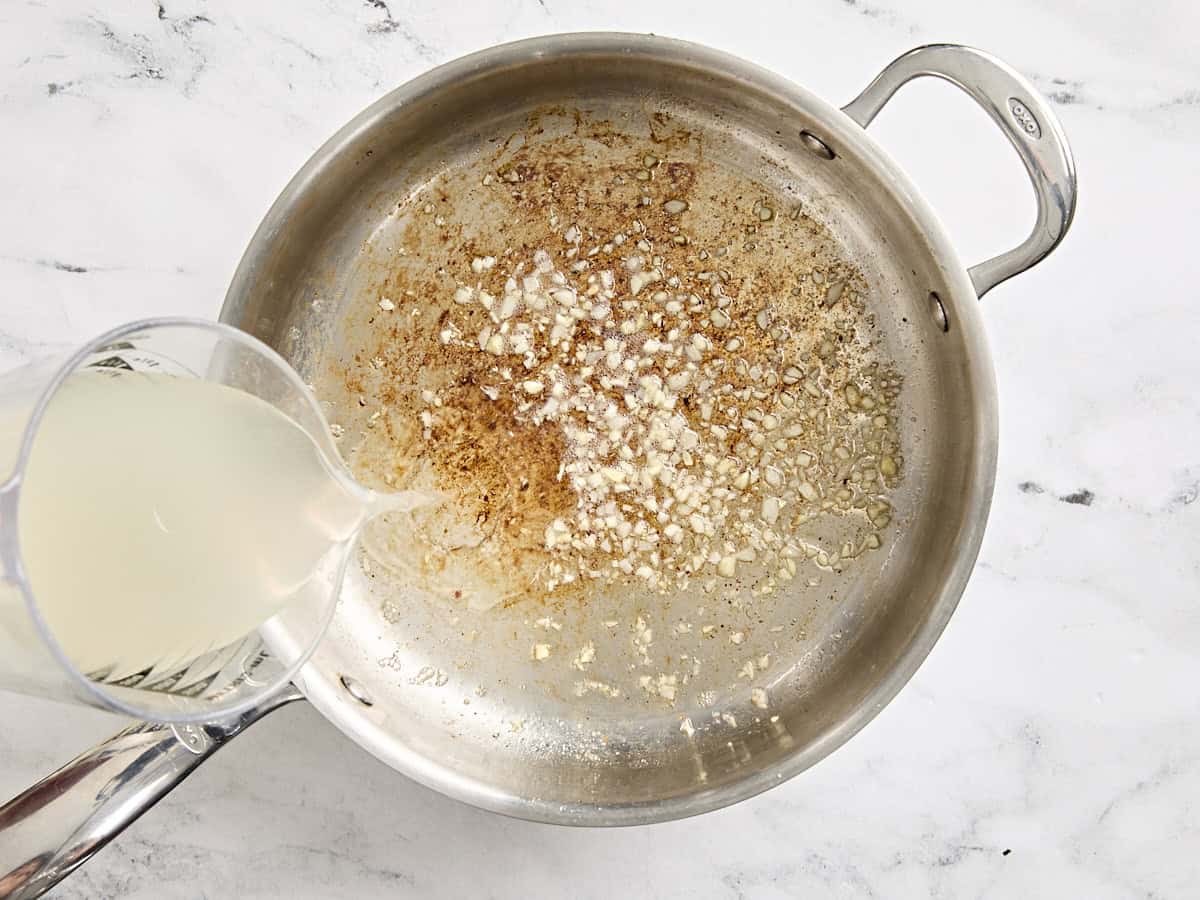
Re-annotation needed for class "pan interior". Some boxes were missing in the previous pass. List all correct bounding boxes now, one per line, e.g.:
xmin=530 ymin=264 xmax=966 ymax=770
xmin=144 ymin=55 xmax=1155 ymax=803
xmin=225 ymin=39 xmax=992 ymax=822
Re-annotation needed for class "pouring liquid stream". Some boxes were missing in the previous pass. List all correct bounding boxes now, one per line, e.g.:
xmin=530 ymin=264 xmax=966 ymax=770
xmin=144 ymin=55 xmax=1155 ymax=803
xmin=2 ymin=370 xmax=426 ymax=680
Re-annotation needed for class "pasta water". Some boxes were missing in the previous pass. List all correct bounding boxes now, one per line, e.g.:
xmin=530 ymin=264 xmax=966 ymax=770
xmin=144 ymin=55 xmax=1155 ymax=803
xmin=5 ymin=371 xmax=384 ymax=678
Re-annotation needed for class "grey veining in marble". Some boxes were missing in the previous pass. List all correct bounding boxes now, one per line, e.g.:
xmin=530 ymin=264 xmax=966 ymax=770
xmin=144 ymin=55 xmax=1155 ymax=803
xmin=2 ymin=0 xmax=1199 ymax=896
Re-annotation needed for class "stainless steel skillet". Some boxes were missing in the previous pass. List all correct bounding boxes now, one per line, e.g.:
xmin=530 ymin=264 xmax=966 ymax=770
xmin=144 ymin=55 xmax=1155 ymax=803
xmin=0 ymin=34 xmax=1075 ymax=898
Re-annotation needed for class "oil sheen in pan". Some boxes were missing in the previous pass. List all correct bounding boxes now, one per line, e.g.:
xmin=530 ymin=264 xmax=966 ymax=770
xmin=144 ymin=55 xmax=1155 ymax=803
xmin=315 ymin=104 xmax=907 ymax=717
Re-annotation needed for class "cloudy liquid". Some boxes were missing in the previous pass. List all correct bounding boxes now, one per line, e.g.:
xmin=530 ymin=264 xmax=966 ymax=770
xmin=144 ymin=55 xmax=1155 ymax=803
xmin=6 ymin=371 xmax=369 ymax=678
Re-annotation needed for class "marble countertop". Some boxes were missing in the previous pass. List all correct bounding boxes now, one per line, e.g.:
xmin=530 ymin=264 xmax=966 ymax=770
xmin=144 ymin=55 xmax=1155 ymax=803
xmin=2 ymin=1 xmax=1198 ymax=896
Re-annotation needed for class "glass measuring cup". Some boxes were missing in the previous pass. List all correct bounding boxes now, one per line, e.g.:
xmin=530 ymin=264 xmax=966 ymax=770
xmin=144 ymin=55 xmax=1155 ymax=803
xmin=0 ymin=317 xmax=393 ymax=723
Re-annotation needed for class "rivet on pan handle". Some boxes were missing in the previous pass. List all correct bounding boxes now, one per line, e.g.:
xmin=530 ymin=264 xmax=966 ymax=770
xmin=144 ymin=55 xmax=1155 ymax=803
xmin=840 ymin=43 xmax=1078 ymax=298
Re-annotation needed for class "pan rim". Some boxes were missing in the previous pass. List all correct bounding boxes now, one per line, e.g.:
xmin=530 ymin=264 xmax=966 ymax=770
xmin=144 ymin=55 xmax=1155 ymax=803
xmin=222 ymin=31 xmax=999 ymax=826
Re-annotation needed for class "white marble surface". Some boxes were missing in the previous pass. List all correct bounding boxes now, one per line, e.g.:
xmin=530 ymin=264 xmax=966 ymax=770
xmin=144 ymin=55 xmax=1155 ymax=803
xmin=2 ymin=0 xmax=1199 ymax=896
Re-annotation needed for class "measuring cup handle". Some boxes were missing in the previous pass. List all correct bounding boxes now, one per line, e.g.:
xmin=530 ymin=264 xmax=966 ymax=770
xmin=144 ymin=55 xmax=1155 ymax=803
xmin=0 ymin=687 xmax=301 ymax=899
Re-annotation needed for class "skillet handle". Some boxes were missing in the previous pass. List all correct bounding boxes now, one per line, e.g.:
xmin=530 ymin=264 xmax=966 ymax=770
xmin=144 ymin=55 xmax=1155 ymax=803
xmin=0 ymin=687 xmax=301 ymax=900
xmin=841 ymin=43 xmax=1077 ymax=298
